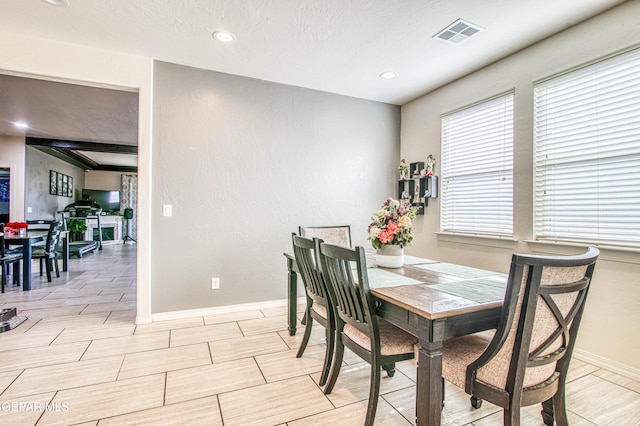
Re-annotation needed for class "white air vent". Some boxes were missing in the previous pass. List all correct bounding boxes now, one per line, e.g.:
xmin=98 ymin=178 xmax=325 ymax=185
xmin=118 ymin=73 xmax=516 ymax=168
xmin=434 ymin=19 xmax=483 ymax=45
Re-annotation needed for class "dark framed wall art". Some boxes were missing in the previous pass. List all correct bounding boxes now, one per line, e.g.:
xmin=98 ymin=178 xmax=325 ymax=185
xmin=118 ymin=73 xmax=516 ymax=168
xmin=50 ymin=170 xmax=58 ymax=195
xmin=50 ymin=170 xmax=73 ymax=198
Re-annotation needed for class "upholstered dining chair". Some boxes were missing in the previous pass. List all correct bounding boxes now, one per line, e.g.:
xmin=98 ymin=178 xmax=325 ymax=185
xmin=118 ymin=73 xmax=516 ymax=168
xmin=442 ymin=247 xmax=599 ymax=426
xmin=0 ymin=228 xmax=22 ymax=292
xmin=319 ymin=242 xmax=417 ymax=426
xmin=299 ymin=225 xmax=351 ymax=248
xmin=31 ymin=220 xmax=62 ymax=282
xmin=291 ymin=234 xmax=335 ymax=387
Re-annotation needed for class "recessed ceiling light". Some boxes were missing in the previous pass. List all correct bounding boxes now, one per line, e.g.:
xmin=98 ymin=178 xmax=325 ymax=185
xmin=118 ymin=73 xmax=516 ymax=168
xmin=379 ymin=71 xmax=398 ymax=79
xmin=13 ymin=121 xmax=29 ymax=129
xmin=212 ymin=31 xmax=235 ymax=43
xmin=41 ymin=0 xmax=70 ymax=7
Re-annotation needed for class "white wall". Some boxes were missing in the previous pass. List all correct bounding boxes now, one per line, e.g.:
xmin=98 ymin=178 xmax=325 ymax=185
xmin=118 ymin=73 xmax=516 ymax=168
xmin=151 ymin=61 xmax=400 ymax=313
xmin=0 ymin=31 xmax=154 ymax=323
xmin=85 ymin=170 xmax=125 ymax=191
xmin=0 ymin=136 xmax=26 ymax=221
xmin=401 ymin=1 xmax=640 ymax=375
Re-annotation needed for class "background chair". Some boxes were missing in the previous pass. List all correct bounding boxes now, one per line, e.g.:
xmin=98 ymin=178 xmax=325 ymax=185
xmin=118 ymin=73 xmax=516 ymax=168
xmin=291 ymin=234 xmax=334 ymax=387
xmin=31 ymin=220 xmax=62 ymax=282
xmin=319 ymin=242 xmax=417 ymax=426
xmin=442 ymin=247 xmax=599 ymax=426
xmin=299 ymin=225 xmax=351 ymax=248
xmin=0 ymin=228 xmax=22 ymax=292
xmin=27 ymin=219 xmax=55 ymax=248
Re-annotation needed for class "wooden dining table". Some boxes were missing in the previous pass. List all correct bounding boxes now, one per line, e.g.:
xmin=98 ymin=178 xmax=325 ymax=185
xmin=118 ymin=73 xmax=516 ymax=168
xmin=284 ymin=251 xmax=508 ymax=426
xmin=4 ymin=230 xmax=70 ymax=291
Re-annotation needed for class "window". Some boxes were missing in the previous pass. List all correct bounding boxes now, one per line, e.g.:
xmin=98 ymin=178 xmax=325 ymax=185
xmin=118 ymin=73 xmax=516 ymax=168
xmin=534 ymin=48 xmax=640 ymax=248
xmin=441 ymin=93 xmax=514 ymax=236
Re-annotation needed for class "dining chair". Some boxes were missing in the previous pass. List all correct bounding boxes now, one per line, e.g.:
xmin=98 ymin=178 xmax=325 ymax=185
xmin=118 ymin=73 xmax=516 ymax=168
xmin=299 ymin=225 xmax=352 ymax=248
xmin=319 ymin=242 xmax=417 ymax=426
xmin=27 ymin=219 xmax=55 ymax=248
xmin=442 ymin=247 xmax=599 ymax=426
xmin=0 ymin=230 xmax=22 ymax=292
xmin=291 ymin=234 xmax=335 ymax=387
xmin=31 ymin=220 xmax=62 ymax=282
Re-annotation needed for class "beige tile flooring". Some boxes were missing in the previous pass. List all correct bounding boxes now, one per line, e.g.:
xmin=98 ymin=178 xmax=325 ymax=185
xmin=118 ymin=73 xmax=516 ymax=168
xmin=0 ymin=245 xmax=639 ymax=425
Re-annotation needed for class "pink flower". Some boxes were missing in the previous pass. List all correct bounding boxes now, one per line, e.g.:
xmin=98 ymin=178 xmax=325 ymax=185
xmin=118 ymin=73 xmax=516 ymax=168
xmin=386 ymin=221 xmax=400 ymax=234
xmin=378 ymin=229 xmax=395 ymax=244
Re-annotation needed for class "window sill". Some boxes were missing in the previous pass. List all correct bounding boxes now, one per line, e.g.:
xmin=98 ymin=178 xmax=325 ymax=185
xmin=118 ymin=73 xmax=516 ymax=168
xmin=524 ymin=240 xmax=640 ymax=265
xmin=435 ymin=232 xmax=517 ymax=250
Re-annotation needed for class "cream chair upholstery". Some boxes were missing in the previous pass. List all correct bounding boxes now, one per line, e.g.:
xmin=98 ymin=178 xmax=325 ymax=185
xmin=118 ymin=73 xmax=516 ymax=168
xmin=299 ymin=225 xmax=351 ymax=248
xmin=442 ymin=247 xmax=599 ymax=426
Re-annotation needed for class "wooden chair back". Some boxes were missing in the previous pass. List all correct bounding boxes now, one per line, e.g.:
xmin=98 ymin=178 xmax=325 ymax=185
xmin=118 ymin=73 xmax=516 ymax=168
xmin=27 ymin=219 xmax=55 ymax=231
xmin=466 ymin=247 xmax=599 ymax=409
xmin=318 ymin=243 xmax=379 ymax=348
xmin=44 ymin=221 xmax=63 ymax=255
xmin=291 ymin=234 xmax=330 ymax=307
xmin=299 ymin=225 xmax=352 ymax=248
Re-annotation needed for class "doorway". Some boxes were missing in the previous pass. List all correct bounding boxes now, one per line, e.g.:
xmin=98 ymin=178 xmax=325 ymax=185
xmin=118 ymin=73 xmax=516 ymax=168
xmin=0 ymin=167 xmax=10 ymax=224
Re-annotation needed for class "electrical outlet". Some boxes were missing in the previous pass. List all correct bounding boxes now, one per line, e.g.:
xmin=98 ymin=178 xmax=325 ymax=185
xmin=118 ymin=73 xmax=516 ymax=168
xmin=211 ymin=277 xmax=220 ymax=290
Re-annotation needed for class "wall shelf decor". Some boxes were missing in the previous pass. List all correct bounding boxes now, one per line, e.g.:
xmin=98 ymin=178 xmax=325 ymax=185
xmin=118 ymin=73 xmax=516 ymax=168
xmin=397 ymin=161 xmax=438 ymax=215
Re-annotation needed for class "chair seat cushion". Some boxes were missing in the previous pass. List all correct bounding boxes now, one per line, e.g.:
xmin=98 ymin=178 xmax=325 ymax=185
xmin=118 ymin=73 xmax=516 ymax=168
xmin=443 ymin=333 xmax=491 ymax=389
xmin=443 ymin=331 xmax=558 ymax=390
xmin=1 ymin=253 xmax=22 ymax=263
xmin=311 ymin=303 xmax=328 ymax=320
xmin=31 ymin=247 xmax=49 ymax=257
xmin=344 ymin=319 xmax=417 ymax=356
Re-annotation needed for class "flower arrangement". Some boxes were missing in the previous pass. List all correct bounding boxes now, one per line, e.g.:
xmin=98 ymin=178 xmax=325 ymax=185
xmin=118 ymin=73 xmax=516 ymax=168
xmin=367 ymin=198 xmax=418 ymax=250
xmin=4 ymin=221 xmax=28 ymax=236
xmin=5 ymin=222 xmax=28 ymax=230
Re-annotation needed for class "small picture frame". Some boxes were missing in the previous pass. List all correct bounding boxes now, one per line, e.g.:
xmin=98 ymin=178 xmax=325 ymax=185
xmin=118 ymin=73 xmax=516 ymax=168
xmin=57 ymin=173 xmax=63 ymax=196
xmin=62 ymin=175 xmax=68 ymax=197
xmin=68 ymin=177 xmax=73 ymax=198
xmin=50 ymin=170 xmax=58 ymax=195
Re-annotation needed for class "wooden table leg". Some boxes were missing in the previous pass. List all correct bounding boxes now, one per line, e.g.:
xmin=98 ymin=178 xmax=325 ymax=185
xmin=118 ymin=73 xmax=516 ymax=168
xmin=22 ymin=242 xmax=32 ymax=291
xmin=61 ymin=232 xmax=69 ymax=272
xmin=287 ymin=257 xmax=298 ymax=336
xmin=415 ymin=317 xmax=445 ymax=426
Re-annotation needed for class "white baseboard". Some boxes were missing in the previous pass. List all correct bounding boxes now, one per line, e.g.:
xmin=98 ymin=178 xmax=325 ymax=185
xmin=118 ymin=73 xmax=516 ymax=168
xmin=135 ymin=316 xmax=152 ymax=325
xmin=574 ymin=349 xmax=640 ymax=381
xmin=149 ymin=297 xmax=306 ymax=322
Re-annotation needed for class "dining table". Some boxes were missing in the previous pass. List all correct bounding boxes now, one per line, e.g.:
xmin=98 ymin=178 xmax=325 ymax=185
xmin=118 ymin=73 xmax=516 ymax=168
xmin=284 ymin=250 xmax=508 ymax=426
xmin=3 ymin=230 xmax=70 ymax=291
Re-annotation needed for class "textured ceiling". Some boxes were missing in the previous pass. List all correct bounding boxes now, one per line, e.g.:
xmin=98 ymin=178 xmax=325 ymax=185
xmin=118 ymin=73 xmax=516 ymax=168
xmin=0 ymin=0 xmax=629 ymax=167
xmin=0 ymin=74 xmax=138 ymax=145
xmin=0 ymin=0 xmax=627 ymax=105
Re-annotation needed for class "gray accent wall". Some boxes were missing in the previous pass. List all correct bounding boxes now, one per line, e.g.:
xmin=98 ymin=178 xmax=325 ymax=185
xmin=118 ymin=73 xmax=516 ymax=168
xmin=151 ymin=61 xmax=400 ymax=313
xmin=25 ymin=146 xmax=85 ymax=221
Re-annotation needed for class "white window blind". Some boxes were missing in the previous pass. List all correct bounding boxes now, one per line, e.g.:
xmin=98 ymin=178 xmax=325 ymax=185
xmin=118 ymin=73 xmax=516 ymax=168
xmin=441 ymin=93 xmax=514 ymax=236
xmin=534 ymin=48 xmax=640 ymax=248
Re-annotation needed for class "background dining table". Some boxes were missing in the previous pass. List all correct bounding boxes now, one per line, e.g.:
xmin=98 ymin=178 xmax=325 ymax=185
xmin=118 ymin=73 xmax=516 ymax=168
xmin=3 ymin=230 xmax=70 ymax=291
xmin=284 ymin=250 xmax=508 ymax=426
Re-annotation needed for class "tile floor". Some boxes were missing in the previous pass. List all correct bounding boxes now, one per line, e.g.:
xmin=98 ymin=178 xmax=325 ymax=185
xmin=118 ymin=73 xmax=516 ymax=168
xmin=0 ymin=245 xmax=639 ymax=425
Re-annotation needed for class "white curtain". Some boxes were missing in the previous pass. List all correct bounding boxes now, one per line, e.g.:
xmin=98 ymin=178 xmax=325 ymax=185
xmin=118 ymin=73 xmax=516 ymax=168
xmin=120 ymin=174 xmax=138 ymax=240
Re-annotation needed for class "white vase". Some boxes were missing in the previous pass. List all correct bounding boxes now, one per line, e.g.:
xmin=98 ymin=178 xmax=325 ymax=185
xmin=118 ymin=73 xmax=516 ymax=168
xmin=376 ymin=244 xmax=404 ymax=268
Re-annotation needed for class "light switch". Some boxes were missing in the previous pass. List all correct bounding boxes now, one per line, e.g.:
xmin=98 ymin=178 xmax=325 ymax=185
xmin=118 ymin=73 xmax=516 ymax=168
xmin=162 ymin=205 xmax=172 ymax=217
xmin=27 ymin=207 xmax=33 ymax=213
